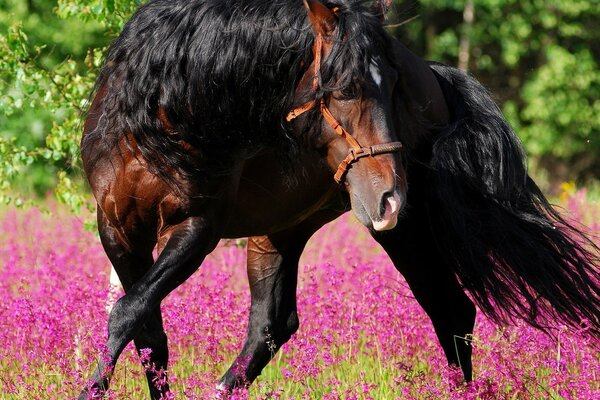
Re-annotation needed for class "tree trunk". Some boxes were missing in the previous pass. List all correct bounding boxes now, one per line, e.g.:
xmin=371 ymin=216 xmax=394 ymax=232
xmin=458 ymin=0 xmax=475 ymax=71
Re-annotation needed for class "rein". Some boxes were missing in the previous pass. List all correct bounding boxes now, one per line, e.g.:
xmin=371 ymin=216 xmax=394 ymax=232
xmin=286 ymin=34 xmax=403 ymax=183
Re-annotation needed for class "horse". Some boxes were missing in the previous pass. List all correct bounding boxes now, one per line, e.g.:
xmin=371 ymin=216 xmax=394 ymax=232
xmin=80 ymin=0 xmax=409 ymax=398
xmin=214 ymin=47 xmax=600 ymax=394
xmin=98 ymin=38 xmax=600 ymax=398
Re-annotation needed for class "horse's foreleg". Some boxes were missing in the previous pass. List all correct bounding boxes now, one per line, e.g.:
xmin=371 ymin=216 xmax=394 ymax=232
xmin=92 ymin=210 xmax=169 ymax=399
xmin=373 ymin=224 xmax=476 ymax=382
xmin=79 ymin=214 xmax=219 ymax=400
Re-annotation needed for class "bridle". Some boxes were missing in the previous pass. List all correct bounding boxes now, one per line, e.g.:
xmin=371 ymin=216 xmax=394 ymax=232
xmin=286 ymin=33 xmax=403 ymax=183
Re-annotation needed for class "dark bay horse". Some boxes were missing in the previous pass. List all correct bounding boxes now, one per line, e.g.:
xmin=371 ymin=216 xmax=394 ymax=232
xmin=81 ymin=0 xmax=600 ymax=398
xmin=81 ymin=0 xmax=409 ymax=398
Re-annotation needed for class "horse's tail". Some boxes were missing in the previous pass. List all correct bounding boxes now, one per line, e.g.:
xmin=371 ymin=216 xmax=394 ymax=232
xmin=427 ymin=62 xmax=600 ymax=336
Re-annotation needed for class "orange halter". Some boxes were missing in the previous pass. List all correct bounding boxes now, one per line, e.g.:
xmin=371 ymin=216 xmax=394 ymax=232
xmin=286 ymin=34 xmax=403 ymax=183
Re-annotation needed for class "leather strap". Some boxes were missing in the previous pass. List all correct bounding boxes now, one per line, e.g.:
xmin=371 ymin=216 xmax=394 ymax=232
xmin=311 ymin=34 xmax=322 ymax=92
xmin=319 ymin=99 xmax=363 ymax=152
xmin=286 ymin=100 xmax=316 ymax=122
xmin=333 ymin=142 xmax=403 ymax=183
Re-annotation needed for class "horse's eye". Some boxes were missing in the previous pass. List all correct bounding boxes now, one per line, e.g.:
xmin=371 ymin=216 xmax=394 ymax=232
xmin=339 ymin=84 xmax=360 ymax=100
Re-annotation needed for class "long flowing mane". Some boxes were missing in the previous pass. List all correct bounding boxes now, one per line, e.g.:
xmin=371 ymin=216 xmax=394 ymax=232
xmin=82 ymin=0 xmax=391 ymax=183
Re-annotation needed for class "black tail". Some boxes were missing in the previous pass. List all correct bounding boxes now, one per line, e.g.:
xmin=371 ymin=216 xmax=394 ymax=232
xmin=427 ymin=62 xmax=600 ymax=336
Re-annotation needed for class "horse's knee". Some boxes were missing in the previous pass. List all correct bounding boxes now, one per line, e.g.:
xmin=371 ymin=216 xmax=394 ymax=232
xmin=137 ymin=325 xmax=168 ymax=355
xmin=108 ymin=297 xmax=129 ymax=335
xmin=108 ymin=295 xmax=146 ymax=345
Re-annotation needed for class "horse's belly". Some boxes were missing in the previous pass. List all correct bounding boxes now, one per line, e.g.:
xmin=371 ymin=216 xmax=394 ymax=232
xmin=221 ymin=154 xmax=341 ymax=238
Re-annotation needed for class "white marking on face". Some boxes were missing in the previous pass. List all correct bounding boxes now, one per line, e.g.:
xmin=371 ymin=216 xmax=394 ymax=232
xmin=369 ymin=61 xmax=382 ymax=87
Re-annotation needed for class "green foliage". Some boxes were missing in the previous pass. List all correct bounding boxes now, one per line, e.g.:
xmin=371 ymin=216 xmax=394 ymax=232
xmin=519 ymin=46 xmax=600 ymax=158
xmin=0 ymin=22 xmax=100 ymax=210
xmin=0 ymin=0 xmax=138 ymax=210
xmin=55 ymin=0 xmax=140 ymax=34
xmin=393 ymin=0 xmax=600 ymax=186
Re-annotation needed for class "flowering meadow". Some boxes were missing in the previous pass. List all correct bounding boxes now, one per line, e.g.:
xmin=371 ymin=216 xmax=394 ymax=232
xmin=0 ymin=191 xmax=598 ymax=399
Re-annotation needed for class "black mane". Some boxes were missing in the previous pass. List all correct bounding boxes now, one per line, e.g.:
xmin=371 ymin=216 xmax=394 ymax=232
xmin=83 ymin=0 xmax=391 ymax=183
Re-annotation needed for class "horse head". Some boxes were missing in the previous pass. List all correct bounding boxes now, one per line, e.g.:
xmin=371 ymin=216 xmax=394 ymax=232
xmin=288 ymin=0 xmax=406 ymax=232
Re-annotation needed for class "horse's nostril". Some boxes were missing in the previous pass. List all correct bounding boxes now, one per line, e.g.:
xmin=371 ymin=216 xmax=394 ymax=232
xmin=380 ymin=195 xmax=388 ymax=217
xmin=380 ymin=191 xmax=402 ymax=218
xmin=372 ymin=191 xmax=402 ymax=232
xmin=380 ymin=192 xmax=393 ymax=217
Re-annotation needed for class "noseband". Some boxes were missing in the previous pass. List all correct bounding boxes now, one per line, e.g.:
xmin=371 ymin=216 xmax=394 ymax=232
xmin=286 ymin=34 xmax=403 ymax=183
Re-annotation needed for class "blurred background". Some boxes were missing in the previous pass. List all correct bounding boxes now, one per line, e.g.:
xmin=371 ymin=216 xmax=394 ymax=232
xmin=1 ymin=0 xmax=598 ymax=211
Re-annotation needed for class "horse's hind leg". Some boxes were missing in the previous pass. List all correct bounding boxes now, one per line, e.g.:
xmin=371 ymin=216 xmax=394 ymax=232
xmin=91 ymin=209 xmax=169 ymax=399
xmin=372 ymin=219 xmax=476 ymax=382
xmin=218 ymin=211 xmax=338 ymax=391
xmin=80 ymin=211 xmax=220 ymax=399
xmin=217 ymin=234 xmax=304 ymax=391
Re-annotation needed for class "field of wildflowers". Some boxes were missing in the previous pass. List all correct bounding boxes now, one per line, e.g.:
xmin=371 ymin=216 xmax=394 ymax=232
xmin=0 ymin=191 xmax=598 ymax=399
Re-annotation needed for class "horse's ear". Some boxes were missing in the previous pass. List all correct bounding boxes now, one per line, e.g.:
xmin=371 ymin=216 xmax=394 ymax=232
xmin=371 ymin=0 xmax=393 ymax=21
xmin=304 ymin=0 xmax=337 ymax=38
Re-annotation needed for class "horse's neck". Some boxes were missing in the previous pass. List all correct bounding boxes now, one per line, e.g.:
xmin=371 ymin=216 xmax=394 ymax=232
xmin=392 ymin=40 xmax=450 ymax=156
